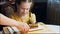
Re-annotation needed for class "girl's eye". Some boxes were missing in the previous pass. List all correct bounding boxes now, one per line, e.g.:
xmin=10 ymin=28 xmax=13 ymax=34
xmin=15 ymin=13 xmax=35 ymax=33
xmin=26 ymin=8 xmax=28 ymax=10
xmin=26 ymin=8 xmax=30 ymax=10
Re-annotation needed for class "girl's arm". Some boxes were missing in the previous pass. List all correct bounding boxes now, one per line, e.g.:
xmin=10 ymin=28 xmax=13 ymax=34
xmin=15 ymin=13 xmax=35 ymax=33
xmin=0 ymin=13 xmax=30 ymax=33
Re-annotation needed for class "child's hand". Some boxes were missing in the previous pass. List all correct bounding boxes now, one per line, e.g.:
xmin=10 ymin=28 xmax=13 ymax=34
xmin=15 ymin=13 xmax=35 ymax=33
xmin=16 ymin=22 xmax=30 ymax=34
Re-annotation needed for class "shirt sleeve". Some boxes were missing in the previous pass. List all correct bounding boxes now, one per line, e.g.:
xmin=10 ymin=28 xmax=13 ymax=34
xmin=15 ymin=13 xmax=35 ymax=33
xmin=30 ymin=13 xmax=36 ymax=24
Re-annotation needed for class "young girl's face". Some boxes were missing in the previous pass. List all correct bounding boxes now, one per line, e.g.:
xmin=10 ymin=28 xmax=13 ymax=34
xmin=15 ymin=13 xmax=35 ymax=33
xmin=18 ymin=2 xmax=32 ymax=16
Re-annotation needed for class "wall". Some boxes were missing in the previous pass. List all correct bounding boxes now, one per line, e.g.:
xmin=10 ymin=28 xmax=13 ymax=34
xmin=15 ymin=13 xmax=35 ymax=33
xmin=47 ymin=0 xmax=60 ymax=25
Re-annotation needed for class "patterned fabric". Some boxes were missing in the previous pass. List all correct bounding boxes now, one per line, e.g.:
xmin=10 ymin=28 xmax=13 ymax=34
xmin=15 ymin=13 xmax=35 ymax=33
xmin=10 ymin=12 xmax=36 ymax=24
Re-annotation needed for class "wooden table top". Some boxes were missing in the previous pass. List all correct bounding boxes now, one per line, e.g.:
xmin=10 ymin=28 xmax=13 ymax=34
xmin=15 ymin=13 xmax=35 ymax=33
xmin=0 ymin=22 xmax=58 ymax=34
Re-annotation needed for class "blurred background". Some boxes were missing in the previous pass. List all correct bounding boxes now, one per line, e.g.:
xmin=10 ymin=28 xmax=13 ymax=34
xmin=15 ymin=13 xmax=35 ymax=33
xmin=0 ymin=0 xmax=60 ymax=25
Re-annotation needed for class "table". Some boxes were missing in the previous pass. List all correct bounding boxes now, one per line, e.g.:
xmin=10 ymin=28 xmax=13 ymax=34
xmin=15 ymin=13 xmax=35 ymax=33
xmin=0 ymin=23 xmax=60 ymax=34
xmin=28 ymin=24 xmax=60 ymax=34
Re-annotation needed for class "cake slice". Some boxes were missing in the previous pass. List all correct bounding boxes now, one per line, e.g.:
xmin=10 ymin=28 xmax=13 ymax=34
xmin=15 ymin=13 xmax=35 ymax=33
xmin=29 ymin=23 xmax=38 ymax=29
xmin=29 ymin=23 xmax=43 ymax=31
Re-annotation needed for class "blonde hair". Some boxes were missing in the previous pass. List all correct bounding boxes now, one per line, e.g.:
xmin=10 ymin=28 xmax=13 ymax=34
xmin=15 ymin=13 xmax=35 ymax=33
xmin=15 ymin=0 xmax=33 ymax=12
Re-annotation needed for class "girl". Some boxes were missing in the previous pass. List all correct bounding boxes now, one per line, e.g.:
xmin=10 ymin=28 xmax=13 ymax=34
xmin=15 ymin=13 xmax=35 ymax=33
xmin=10 ymin=0 xmax=36 ymax=24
